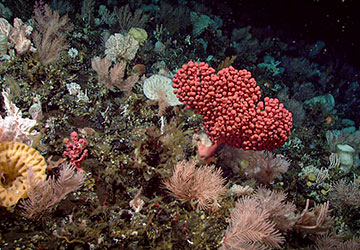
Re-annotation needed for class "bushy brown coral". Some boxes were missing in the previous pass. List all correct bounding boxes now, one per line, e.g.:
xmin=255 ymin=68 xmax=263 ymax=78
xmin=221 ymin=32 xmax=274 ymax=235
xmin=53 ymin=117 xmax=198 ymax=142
xmin=219 ymin=147 xmax=290 ymax=184
xmin=20 ymin=163 xmax=84 ymax=220
xmin=91 ymin=57 xmax=139 ymax=92
xmin=222 ymin=196 xmax=284 ymax=250
xmin=314 ymin=232 xmax=360 ymax=250
xmin=330 ymin=179 xmax=360 ymax=207
xmin=253 ymin=188 xmax=297 ymax=232
xmin=295 ymin=200 xmax=333 ymax=234
xmin=163 ymin=160 xmax=227 ymax=211
xmin=32 ymin=4 xmax=73 ymax=65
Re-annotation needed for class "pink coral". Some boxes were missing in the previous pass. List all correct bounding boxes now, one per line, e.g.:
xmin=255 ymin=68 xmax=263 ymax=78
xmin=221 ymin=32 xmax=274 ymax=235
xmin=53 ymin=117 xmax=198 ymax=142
xmin=62 ymin=131 xmax=88 ymax=170
xmin=172 ymin=61 xmax=293 ymax=159
xmin=0 ymin=17 xmax=33 ymax=55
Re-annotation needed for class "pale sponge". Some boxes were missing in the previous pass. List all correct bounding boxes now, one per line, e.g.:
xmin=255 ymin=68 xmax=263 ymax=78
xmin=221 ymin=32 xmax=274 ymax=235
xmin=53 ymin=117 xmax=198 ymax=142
xmin=0 ymin=142 xmax=46 ymax=208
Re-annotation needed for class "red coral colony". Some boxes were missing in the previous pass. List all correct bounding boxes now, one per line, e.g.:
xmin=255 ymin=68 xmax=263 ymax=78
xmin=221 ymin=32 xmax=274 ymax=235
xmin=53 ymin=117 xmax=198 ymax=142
xmin=173 ymin=61 xmax=293 ymax=159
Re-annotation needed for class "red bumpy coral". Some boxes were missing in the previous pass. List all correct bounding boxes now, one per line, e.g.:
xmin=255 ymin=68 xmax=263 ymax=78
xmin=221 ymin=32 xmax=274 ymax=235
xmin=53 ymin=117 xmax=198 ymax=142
xmin=172 ymin=61 xmax=293 ymax=152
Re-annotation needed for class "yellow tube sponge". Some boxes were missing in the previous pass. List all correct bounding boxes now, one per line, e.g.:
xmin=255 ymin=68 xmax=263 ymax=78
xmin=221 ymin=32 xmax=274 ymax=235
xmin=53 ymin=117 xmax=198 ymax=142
xmin=0 ymin=142 xmax=47 ymax=208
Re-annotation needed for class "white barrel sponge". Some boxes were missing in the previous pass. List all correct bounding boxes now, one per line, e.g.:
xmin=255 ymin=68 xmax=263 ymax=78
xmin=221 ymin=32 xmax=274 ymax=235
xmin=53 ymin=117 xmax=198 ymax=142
xmin=336 ymin=144 xmax=355 ymax=173
xmin=143 ymin=75 xmax=182 ymax=106
xmin=105 ymin=33 xmax=139 ymax=61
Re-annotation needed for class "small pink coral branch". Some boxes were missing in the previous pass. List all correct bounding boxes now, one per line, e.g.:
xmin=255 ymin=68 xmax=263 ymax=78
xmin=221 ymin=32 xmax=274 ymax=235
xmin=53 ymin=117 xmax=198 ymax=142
xmin=62 ymin=131 xmax=88 ymax=171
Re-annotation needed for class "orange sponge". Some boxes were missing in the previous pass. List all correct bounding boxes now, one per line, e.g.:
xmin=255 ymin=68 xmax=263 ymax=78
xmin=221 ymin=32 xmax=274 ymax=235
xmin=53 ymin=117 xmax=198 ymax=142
xmin=0 ymin=142 xmax=47 ymax=208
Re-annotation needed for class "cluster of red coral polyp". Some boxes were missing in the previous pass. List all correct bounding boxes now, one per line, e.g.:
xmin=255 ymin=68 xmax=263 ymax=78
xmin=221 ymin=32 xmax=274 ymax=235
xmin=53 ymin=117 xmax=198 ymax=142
xmin=172 ymin=61 xmax=293 ymax=151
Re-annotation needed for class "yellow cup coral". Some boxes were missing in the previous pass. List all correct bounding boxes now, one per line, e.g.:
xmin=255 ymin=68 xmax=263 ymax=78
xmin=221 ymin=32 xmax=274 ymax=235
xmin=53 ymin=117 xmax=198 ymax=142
xmin=0 ymin=142 xmax=47 ymax=208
